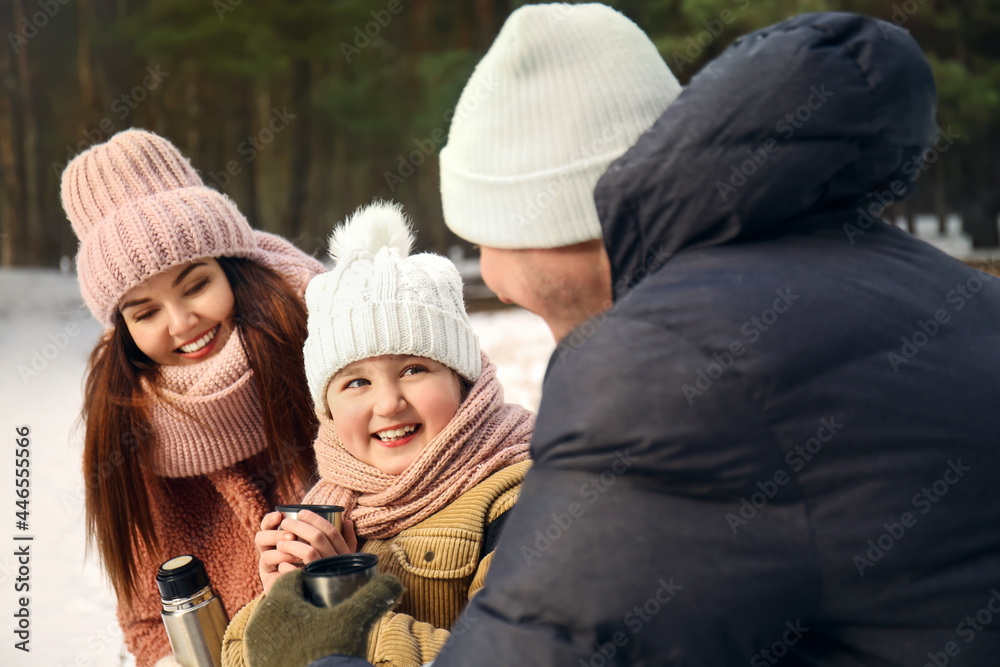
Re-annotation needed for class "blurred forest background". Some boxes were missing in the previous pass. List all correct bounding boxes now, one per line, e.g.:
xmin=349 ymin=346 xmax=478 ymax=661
xmin=2 ymin=0 xmax=999 ymax=267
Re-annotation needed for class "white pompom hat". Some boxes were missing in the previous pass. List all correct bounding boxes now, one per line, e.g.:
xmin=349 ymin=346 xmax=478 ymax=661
xmin=439 ymin=3 xmax=682 ymax=249
xmin=303 ymin=200 xmax=481 ymax=411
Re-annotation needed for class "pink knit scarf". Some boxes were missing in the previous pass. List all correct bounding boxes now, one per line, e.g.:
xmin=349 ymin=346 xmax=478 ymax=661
xmin=144 ymin=329 xmax=267 ymax=478
xmin=303 ymin=354 xmax=533 ymax=539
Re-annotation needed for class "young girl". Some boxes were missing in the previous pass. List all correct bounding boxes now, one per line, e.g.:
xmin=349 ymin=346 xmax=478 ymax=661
xmin=222 ymin=201 xmax=534 ymax=667
xmin=60 ymin=129 xmax=325 ymax=667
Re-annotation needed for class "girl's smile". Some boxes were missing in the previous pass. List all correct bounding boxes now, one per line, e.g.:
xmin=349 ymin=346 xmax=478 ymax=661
xmin=373 ymin=423 xmax=421 ymax=447
xmin=327 ymin=355 xmax=463 ymax=475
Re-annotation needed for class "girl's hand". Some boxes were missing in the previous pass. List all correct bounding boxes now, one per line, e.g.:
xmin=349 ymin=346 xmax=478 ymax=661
xmin=254 ymin=511 xmax=358 ymax=596
xmin=274 ymin=511 xmax=358 ymax=564
xmin=256 ymin=511 xmax=301 ymax=595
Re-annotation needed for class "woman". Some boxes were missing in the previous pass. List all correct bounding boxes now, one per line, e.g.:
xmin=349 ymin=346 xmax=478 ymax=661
xmin=60 ymin=129 xmax=324 ymax=667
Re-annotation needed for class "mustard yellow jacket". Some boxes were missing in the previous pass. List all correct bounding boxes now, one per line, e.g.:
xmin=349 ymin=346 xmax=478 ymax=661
xmin=222 ymin=460 xmax=530 ymax=667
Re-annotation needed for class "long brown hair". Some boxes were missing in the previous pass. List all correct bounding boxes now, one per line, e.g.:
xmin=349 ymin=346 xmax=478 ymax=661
xmin=81 ymin=257 xmax=318 ymax=609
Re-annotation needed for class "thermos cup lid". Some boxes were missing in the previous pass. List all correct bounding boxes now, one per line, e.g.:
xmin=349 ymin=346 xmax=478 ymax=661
xmin=275 ymin=504 xmax=344 ymax=514
xmin=303 ymin=552 xmax=377 ymax=577
xmin=302 ymin=553 xmax=379 ymax=607
xmin=156 ymin=555 xmax=210 ymax=601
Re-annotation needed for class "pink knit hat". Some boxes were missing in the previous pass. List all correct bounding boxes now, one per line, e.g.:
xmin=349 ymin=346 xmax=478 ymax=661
xmin=60 ymin=129 xmax=259 ymax=327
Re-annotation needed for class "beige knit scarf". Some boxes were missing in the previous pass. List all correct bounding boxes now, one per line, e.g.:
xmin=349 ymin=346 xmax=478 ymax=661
xmin=303 ymin=354 xmax=533 ymax=539
xmin=144 ymin=329 xmax=267 ymax=478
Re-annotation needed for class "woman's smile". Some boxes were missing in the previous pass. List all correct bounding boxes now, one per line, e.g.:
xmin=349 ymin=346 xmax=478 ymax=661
xmin=176 ymin=324 xmax=222 ymax=359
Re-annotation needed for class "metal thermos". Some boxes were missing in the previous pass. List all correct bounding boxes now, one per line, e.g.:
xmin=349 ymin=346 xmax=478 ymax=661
xmin=157 ymin=555 xmax=229 ymax=667
xmin=302 ymin=553 xmax=378 ymax=607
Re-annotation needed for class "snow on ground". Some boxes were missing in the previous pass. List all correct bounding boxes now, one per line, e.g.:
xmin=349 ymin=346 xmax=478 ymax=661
xmin=0 ymin=267 xmax=552 ymax=667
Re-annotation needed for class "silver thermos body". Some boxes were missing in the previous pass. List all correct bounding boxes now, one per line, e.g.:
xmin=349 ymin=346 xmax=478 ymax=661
xmin=157 ymin=555 xmax=229 ymax=667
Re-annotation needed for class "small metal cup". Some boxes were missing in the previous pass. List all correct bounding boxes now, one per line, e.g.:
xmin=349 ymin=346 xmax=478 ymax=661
xmin=275 ymin=504 xmax=343 ymax=533
xmin=302 ymin=553 xmax=378 ymax=608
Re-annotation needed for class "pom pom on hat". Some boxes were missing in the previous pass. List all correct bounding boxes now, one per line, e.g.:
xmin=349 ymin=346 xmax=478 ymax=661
xmin=328 ymin=199 xmax=413 ymax=262
xmin=303 ymin=201 xmax=481 ymax=411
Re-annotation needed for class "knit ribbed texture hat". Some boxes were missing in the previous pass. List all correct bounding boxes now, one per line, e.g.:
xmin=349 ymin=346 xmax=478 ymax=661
xmin=303 ymin=201 xmax=481 ymax=411
xmin=60 ymin=129 xmax=258 ymax=327
xmin=439 ymin=3 xmax=682 ymax=249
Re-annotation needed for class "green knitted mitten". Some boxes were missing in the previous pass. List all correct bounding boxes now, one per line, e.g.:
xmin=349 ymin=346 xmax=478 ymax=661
xmin=244 ymin=570 xmax=403 ymax=667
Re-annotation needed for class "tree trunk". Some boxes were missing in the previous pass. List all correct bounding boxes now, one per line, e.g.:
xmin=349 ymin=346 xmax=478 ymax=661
xmin=475 ymin=0 xmax=495 ymax=49
xmin=287 ymin=59 xmax=311 ymax=241
xmin=12 ymin=0 xmax=42 ymax=265
xmin=0 ymin=11 xmax=24 ymax=268
xmin=934 ymin=165 xmax=948 ymax=236
xmin=239 ymin=80 xmax=260 ymax=226
xmin=254 ymin=83 xmax=272 ymax=229
xmin=184 ymin=64 xmax=201 ymax=163
xmin=418 ymin=158 xmax=446 ymax=254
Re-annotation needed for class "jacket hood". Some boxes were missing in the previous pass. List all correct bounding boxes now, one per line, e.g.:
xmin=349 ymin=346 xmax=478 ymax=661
xmin=594 ymin=12 xmax=938 ymax=295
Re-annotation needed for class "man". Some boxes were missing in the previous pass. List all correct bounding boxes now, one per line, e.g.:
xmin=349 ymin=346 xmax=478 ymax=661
xmin=433 ymin=5 xmax=1000 ymax=666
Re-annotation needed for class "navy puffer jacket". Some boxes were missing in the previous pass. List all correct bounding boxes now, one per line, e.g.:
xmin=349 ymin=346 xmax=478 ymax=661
xmin=435 ymin=12 xmax=1000 ymax=666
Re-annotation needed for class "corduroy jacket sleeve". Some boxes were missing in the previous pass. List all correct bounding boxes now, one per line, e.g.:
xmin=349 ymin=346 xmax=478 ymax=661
xmin=221 ymin=595 xmax=260 ymax=667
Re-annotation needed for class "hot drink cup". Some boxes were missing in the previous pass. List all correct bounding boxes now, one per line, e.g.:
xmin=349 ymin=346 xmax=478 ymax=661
xmin=275 ymin=504 xmax=344 ymax=533
xmin=302 ymin=553 xmax=378 ymax=608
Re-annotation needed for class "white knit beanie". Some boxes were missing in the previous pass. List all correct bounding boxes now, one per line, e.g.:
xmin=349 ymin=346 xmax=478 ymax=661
xmin=303 ymin=201 xmax=481 ymax=410
xmin=439 ymin=3 xmax=682 ymax=249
